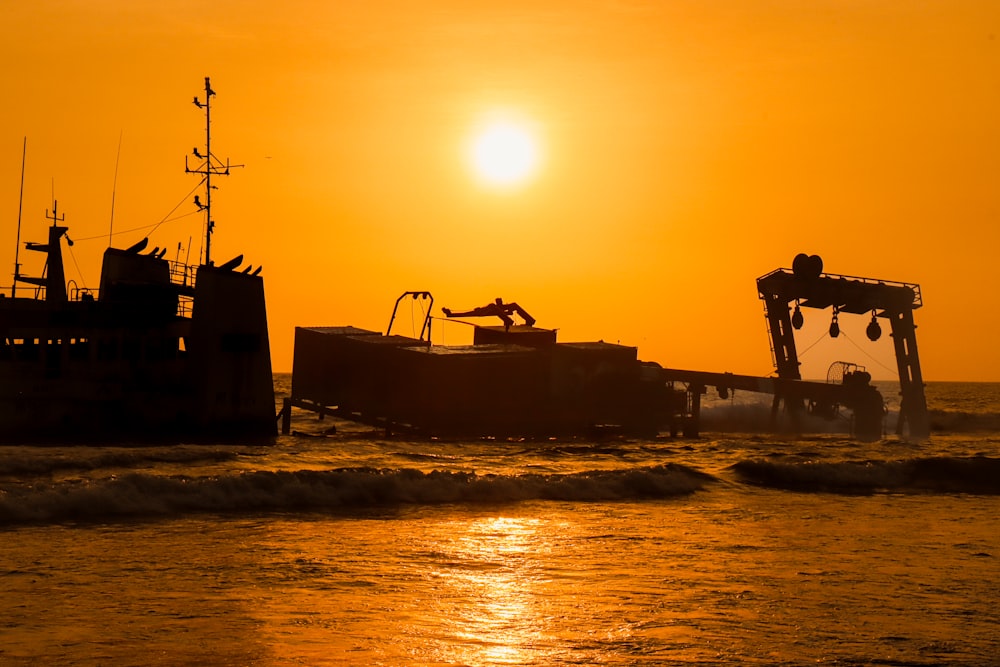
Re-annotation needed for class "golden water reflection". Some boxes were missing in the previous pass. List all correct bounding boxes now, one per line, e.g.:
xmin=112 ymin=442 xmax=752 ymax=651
xmin=428 ymin=515 xmax=558 ymax=665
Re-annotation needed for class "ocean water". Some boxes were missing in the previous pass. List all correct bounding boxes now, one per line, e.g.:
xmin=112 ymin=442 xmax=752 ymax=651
xmin=2 ymin=377 xmax=999 ymax=665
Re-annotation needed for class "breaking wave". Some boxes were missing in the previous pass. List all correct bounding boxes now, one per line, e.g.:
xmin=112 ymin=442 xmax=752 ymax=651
xmin=0 ymin=464 xmax=712 ymax=525
xmin=732 ymin=456 xmax=1000 ymax=495
xmin=0 ymin=446 xmax=248 ymax=477
xmin=927 ymin=409 xmax=1000 ymax=433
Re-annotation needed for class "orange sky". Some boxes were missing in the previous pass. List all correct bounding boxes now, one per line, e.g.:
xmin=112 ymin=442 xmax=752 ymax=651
xmin=1 ymin=1 xmax=998 ymax=380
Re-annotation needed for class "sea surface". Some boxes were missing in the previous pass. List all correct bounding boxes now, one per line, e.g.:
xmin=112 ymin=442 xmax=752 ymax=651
xmin=2 ymin=377 xmax=999 ymax=665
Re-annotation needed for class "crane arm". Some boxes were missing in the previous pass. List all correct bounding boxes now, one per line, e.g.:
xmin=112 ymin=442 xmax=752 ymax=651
xmin=441 ymin=298 xmax=536 ymax=329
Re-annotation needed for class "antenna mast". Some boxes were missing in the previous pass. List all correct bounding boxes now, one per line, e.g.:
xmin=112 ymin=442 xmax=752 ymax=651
xmin=186 ymin=76 xmax=241 ymax=266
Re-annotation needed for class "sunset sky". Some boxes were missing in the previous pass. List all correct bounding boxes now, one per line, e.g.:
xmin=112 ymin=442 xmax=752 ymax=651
xmin=1 ymin=1 xmax=998 ymax=380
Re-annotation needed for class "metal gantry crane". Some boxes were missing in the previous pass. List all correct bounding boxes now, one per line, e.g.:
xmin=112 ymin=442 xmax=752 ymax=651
xmin=756 ymin=254 xmax=929 ymax=438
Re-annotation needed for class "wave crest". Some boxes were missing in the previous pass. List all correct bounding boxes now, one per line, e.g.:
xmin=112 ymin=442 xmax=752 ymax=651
xmin=928 ymin=410 xmax=1000 ymax=433
xmin=0 ymin=464 xmax=712 ymax=525
xmin=732 ymin=456 xmax=1000 ymax=494
xmin=0 ymin=446 xmax=245 ymax=477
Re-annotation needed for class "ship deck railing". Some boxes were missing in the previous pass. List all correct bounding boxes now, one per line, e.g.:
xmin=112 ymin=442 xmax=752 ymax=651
xmin=1 ymin=264 xmax=198 ymax=318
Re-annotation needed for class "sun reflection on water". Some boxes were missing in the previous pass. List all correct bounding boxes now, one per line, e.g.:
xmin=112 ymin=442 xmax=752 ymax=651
xmin=430 ymin=515 xmax=554 ymax=665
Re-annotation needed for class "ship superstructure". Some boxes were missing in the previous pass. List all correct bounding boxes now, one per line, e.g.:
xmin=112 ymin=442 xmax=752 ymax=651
xmin=0 ymin=78 xmax=274 ymax=441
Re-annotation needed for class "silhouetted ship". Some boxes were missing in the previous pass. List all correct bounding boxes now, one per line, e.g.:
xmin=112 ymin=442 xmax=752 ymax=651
xmin=284 ymin=254 xmax=930 ymax=441
xmin=286 ymin=294 xmax=685 ymax=438
xmin=0 ymin=79 xmax=275 ymax=442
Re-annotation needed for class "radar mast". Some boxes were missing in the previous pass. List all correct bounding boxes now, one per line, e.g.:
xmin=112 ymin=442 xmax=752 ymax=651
xmin=186 ymin=77 xmax=242 ymax=266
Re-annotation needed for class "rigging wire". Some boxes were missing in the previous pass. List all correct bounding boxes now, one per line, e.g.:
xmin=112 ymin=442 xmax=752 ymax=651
xmin=755 ymin=329 xmax=829 ymax=378
xmin=429 ymin=315 xmax=479 ymax=347
xmin=409 ymin=298 xmax=431 ymax=340
xmin=841 ymin=330 xmax=898 ymax=376
xmin=13 ymin=137 xmax=26 ymax=297
xmin=75 ymin=209 xmax=201 ymax=243
xmin=73 ymin=179 xmax=206 ymax=243
xmin=797 ymin=329 xmax=831 ymax=359
xmin=65 ymin=240 xmax=87 ymax=290
xmin=108 ymin=129 xmax=123 ymax=248
xmin=782 ymin=323 xmax=897 ymax=379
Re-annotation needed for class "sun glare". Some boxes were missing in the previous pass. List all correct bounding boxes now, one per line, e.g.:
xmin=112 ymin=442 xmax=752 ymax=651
xmin=469 ymin=120 xmax=540 ymax=187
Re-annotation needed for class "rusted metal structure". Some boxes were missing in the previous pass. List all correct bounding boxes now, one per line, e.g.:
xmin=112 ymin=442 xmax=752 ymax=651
xmin=0 ymin=78 xmax=275 ymax=441
xmin=285 ymin=256 xmax=927 ymax=440
xmin=756 ymin=254 xmax=928 ymax=438
xmin=284 ymin=296 xmax=689 ymax=437
xmin=656 ymin=364 xmax=886 ymax=439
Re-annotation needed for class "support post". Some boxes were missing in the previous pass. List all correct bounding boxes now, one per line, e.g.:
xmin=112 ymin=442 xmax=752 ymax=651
xmin=888 ymin=309 xmax=929 ymax=439
xmin=281 ymin=397 xmax=292 ymax=435
xmin=683 ymin=384 xmax=703 ymax=437
xmin=762 ymin=294 xmax=801 ymax=380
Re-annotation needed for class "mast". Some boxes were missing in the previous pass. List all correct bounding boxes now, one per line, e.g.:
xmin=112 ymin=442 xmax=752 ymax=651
xmin=186 ymin=77 xmax=240 ymax=266
xmin=16 ymin=200 xmax=69 ymax=302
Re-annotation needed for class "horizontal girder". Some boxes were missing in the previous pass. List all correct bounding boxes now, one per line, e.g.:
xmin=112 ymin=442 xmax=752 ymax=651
xmin=757 ymin=268 xmax=921 ymax=313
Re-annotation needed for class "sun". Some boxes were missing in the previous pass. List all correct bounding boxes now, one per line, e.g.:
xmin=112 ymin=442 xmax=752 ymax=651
xmin=468 ymin=120 xmax=540 ymax=187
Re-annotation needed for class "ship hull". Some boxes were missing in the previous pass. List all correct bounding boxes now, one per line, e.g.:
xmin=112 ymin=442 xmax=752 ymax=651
xmin=288 ymin=325 xmax=684 ymax=438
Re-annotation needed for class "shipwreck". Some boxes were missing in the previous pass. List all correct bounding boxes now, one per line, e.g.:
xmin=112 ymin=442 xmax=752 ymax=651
xmin=0 ymin=78 xmax=275 ymax=442
xmin=283 ymin=254 xmax=928 ymax=440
